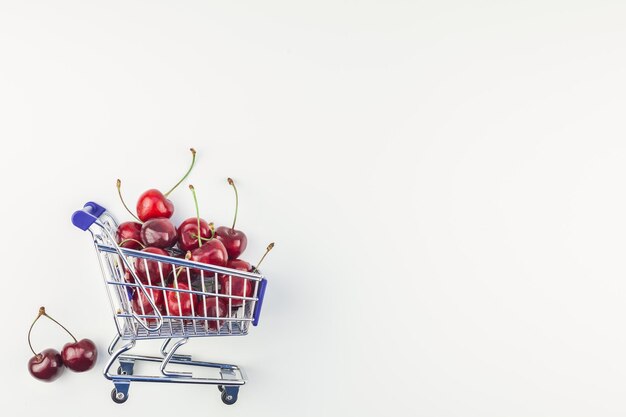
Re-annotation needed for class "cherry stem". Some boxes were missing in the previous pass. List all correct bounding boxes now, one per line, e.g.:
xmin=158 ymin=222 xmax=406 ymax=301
xmin=227 ymin=178 xmax=239 ymax=230
xmin=28 ymin=307 xmax=77 ymax=356
xmin=119 ymin=238 xmax=145 ymax=249
xmin=164 ymin=148 xmax=196 ymax=197
xmin=193 ymin=223 xmax=215 ymax=241
xmin=189 ymin=185 xmax=202 ymax=249
xmin=117 ymin=179 xmax=142 ymax=223
xmin=27 ymin=308 xmax=44 ymax=356
xmin=193 ymin=233 xmax=216 ymax=242
xmin=173 ymin=266 xmax=184 ymax=280
xmin=253 ymin=242 xmax=275 ymax=273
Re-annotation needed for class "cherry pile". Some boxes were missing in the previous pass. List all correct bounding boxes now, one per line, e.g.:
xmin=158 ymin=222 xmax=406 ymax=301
xmin=115 ymin=148 xmax=273 ymax=321
xmin=27 ymin=307 xmax=98 ymax=382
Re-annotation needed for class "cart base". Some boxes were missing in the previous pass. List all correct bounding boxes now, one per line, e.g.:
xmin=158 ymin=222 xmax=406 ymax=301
xmin=104 ymin=335 xmax=246 ymax=405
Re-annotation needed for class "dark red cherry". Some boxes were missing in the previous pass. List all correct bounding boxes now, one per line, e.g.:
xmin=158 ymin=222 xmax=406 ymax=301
xmin=215 ymin=226 xmax=247 ymax=260
xmin=215 ymin=178 xmax=248 ymax=259
xmin=197 ymin=296 xmax=228 ymax=331
xmin=178 ymin=218 xmax=211 ymax=251
xmin=166 ymin=281 xmax=198 ymax=317
xmin=134 ymin=247 xmax=173 ymax=284
xmin=28 ymin=349 xmax=64 ymax=382
xmin=189 ymin=239 xmax=228 ymax=277
xmin=61 ymin=339 xmax=98 ymax=372
xmin=116 ymin=221 xmax=143 ymax=250
xmin=141 ymin=218 xmax=178 ymax=248
xmin=132 ymin=287 xmax=165 ymax=323
xmin=219 ymin=259 xmax=254 ymax=307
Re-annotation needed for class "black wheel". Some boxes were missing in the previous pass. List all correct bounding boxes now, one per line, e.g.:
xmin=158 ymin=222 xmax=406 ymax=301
xmin=217 ymin=385 xmax=224 ymax=392
xmin=111 ymin=388 xmax=128 ymax=404
xmin=221 ymin=390 xmax=237 ymax=405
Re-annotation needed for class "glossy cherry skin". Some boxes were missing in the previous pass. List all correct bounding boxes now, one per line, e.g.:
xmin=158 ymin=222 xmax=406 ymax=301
xmin=189 ymin=240 xmax=228 ymax=277
xmin=61 ymin=339 xmax=98 ymax=372
xmin=197 ymin=296 xmax=228 ymax=331
xmin=215 ymin=226 xmax=247 ymax=259
xmin=116 ymin=221 xmax=143 ymax=249
xmin=166 ymin=281 xmax=198 ymax=317
xmin=137 ymin=189 xmax=174 ymax=222
xmin=134 ymin=247 xmax=173 ymax=284
xmin=219 ymin=259 xmax=254 ymax=307
xmin=177 ymin=218 xmax=211 ymax=252
xmin=141 ymin=218 xmax=178 ymax=248
xmin=28 ymin=349 xmax=64 ymax=382
xmin=132 ymin=287 xmax=165 ymax=323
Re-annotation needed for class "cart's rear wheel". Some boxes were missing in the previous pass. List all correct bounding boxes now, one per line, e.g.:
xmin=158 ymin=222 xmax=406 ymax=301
xmin=111 ymin=388 xmax=128 ymax=404
xmin=221 ymin=390 xmax=237 ymax=405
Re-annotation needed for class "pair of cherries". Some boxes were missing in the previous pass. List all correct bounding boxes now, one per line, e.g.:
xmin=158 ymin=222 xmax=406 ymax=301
xmin=27 ymin=307 xmax=97 ymax=382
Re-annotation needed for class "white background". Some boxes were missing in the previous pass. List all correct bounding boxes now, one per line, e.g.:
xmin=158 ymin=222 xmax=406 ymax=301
xmin=1 ymin=1 xmax=626 ymax=415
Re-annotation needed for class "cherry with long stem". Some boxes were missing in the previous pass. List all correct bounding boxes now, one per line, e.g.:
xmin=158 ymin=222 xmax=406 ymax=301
xmin=117 ymin=179 xmax=142 ymax=223
xmin=164 ymin=148 xmax=196 ymax=197
xmin=253 ymin=242 xmax=275 ymax=273
xmin=136 ymin=148 xmax=197 ymax=222
xmin=215 ymin=178 xmax=247 ymax=259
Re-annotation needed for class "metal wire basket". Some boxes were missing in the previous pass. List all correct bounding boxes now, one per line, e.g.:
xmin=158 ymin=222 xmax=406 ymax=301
xmin=72 ymin=201 xmax=268 ymax=405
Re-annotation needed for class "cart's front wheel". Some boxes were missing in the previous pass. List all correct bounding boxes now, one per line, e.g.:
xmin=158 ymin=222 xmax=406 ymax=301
xmin=111 ymin=388 xmax=128 ymax=404
xmin=221 ymin=391 xmax=237 ymax=405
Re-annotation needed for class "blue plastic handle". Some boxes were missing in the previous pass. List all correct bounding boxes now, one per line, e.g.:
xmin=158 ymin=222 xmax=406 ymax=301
xmin=71 ymin=201 xmax=107 ymax=231
xmin=252 ymin=278 xmax=267 ymax=327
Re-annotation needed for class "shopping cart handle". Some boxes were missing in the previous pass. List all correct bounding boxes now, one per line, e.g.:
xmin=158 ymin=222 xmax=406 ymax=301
xmin=72 ymin=202 xmax=107 ymax=231
xmin=252 ymin=278 xmax=267 ymax=327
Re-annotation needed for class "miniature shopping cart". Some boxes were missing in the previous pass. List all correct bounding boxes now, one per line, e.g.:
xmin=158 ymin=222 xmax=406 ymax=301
xmin=71 ymin=202 xmax=267 ymax=405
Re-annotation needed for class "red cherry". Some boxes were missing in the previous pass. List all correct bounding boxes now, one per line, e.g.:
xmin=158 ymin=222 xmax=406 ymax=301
xmin=196 ymin=296 xmax=228 ymax=331
xmin=218 ymin=259 xmax=254 ymax=307
xmin=215 ymin=226 xmax=247 ymax=260
xmin=189 ymin=239 xmax=228 ymax=276
xmin=141 ymin=218 xmax=178 ymax=248
xmin=61 ymin=339 xmax=98 ymax=372
xmin=116 ymin=221 xmax=143 ymax=250
xmin=28 ymin=349 xmax=64 ymax=382
xmin=135 ymin=148 xmax=197 ymax=222
xmin=166 ymin=281 xmax=198 ymax=317
xmin=132 ymin=287 xmax=165 ymax=323
xmin=136 ymin=189 xmax=175 ymax=222
xmin=26 ymin=307 xmax=99 ymax=381
xmin=134 ymin=247 xmax=173 ymax=284
xmin=178 ymin=218 xmax=211 ymax=251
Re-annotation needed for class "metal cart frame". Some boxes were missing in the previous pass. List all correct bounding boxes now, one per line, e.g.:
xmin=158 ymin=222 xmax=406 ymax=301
xmin=72 ymin=202 xmax=268 ymax=405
